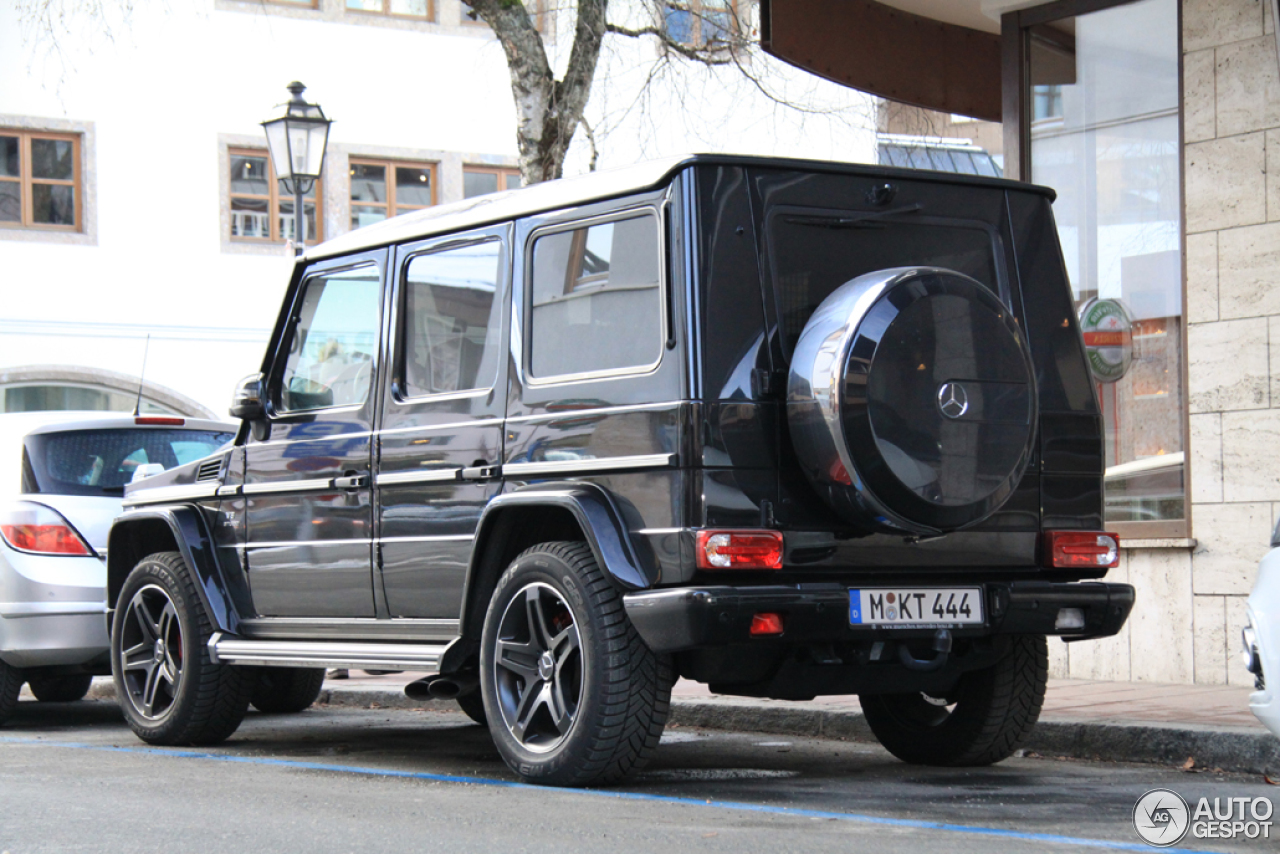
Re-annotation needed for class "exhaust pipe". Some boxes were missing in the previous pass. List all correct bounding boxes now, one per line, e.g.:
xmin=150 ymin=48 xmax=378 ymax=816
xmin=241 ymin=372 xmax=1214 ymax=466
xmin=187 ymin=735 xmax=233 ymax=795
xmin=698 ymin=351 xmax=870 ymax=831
xmin=404 ymin=673 xmax=478 ymax=701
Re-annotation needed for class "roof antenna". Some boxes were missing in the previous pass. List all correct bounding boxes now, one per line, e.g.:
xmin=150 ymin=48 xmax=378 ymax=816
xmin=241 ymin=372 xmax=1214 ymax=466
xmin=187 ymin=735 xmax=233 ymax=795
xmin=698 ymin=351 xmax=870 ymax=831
xmin=133 ymin=334 xmax=151 ymax=416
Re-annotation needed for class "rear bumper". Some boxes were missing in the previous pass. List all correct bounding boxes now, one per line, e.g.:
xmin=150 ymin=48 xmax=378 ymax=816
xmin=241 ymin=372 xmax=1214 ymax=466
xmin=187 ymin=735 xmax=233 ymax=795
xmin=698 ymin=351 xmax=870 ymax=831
xmin=623 ymin=580 xmax=1135 ymax=654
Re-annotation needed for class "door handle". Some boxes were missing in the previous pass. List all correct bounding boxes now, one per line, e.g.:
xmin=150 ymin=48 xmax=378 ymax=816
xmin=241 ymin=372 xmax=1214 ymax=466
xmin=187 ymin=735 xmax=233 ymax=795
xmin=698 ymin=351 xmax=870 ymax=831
xmin=333 ymin=474 xmax=369 ymax=490
xmin=460 ymin=464 xmax=501 ymax=481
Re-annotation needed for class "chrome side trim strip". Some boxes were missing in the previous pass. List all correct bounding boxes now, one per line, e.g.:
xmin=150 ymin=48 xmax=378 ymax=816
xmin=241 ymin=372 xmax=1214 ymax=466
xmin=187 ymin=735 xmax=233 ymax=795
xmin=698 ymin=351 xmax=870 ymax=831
xmin=209 ymin=634 xmax=447 ymax=671
xmin=378 ymin=416 xmax=504 ymax=436
xmin=503 ymin=453 xmax=677 ymax=477
xmin=246 ymin=429 xmax=373 ymax=450
xmin=241 ymin=477 xmax=336 ymax=496
xmin=379 ymin=535 xmax=473 ymax=543
xmin=215 ymin=485 xmax=241 ymax=497
xmin=123 ymin=483 xmax=221 ymax=507
xmin=504 ymin=400 xmax=684 ymax=425
xmin=241 ymin=539 xmax=372 ymax=549
xmin=375 ymin=468 xmax=462 ymax=486
xmin=634 ymin=527 xmax=687 ymax=536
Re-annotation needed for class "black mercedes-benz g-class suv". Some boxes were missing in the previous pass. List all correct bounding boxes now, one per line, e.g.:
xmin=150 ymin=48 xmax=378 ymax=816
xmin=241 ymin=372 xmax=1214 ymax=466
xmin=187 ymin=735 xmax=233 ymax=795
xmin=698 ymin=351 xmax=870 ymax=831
xmin=107 ymin=155 xmax=1133 ymax=786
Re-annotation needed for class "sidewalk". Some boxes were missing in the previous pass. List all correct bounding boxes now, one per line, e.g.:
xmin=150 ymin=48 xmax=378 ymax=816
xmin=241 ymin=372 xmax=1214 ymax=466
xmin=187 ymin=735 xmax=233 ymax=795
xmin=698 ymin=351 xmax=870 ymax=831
xmin=316 ymin=673 xmax=1279 ymax=775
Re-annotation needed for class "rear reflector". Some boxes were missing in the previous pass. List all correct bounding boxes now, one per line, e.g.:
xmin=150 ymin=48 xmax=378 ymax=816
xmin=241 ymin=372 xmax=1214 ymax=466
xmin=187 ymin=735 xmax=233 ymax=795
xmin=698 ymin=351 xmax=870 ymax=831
xmin=0 ymin=502 xmax=93 ymax=556
xmin=750 ymin=613 xmax=785 ymax=636
xmin=1043 ymin=531 xmax=1119 ymax=569
xmin=696 ymin=530 xmax=784 ymax=570
xmin=135 ymin=417 xmax=185 ymax=426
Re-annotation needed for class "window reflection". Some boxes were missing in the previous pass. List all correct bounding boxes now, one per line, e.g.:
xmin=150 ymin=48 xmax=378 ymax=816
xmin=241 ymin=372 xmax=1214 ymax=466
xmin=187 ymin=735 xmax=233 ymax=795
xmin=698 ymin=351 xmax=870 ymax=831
xmin=1029 ymin=0 xmax=1184 ymax=526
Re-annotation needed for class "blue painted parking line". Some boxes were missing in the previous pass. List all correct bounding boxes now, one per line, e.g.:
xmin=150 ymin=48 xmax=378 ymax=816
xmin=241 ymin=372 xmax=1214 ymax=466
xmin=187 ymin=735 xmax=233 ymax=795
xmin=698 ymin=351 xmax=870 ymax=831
xmin=0 ymin=735 xmax=1228 ymax=854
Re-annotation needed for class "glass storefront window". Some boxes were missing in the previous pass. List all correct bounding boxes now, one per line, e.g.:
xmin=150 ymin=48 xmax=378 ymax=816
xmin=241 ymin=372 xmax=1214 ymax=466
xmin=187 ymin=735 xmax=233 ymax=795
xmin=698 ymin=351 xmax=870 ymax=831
xmin=1028 ymin=0 xmax=1183 ymax=530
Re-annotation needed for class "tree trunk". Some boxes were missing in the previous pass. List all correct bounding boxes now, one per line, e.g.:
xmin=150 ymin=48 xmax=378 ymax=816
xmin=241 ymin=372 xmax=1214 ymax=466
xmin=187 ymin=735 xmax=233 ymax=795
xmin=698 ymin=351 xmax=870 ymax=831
xmin=470 ymin=0 xmax=608 ymax=184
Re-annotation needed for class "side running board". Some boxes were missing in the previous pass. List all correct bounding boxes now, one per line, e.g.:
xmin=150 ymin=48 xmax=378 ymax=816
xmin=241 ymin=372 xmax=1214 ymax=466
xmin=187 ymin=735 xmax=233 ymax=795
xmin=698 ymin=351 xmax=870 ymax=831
xmin=208 ymin=633 xmax=449 ymax=671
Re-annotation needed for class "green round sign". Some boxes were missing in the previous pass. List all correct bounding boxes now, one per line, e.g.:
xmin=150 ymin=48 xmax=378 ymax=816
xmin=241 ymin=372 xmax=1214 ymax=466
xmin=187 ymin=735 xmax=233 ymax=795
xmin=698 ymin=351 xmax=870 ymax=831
xmin=1078 ymin=298 xmax=1133 ymax=383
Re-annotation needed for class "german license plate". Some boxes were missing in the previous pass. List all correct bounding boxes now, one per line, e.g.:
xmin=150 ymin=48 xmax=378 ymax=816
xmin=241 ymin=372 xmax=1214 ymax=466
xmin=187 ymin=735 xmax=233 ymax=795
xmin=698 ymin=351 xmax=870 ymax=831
xmin=849 ymin=587 xmax=983 ymax=627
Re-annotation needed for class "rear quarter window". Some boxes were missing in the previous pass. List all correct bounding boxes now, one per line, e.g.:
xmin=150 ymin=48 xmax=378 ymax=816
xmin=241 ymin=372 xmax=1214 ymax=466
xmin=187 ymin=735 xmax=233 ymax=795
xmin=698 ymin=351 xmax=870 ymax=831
xmin=528 ymin=210 xmax=664 ymax=381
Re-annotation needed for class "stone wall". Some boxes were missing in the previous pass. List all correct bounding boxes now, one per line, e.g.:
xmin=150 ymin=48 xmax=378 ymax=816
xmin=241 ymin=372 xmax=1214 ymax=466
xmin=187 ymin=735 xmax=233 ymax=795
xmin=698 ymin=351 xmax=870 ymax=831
xmin=1052 ymin=0 xmax=1276 ymax=686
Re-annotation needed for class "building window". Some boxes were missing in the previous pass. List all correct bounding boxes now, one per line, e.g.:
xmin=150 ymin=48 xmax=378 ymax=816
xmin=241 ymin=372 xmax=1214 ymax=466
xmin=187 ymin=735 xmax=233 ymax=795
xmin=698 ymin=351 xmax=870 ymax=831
xmin=349 ymin=158 xmax=435 ymax=230
xmin=266 ymin=0 xmax=317 ymax=6
xmin=463 ymin=165 xmax=522 ymax=199
xmin=1024 ymin=0 xmax=1183 ymax=534
xmin=0 ymin=130 xmax=80 ymax=231
xmin=228 ymin=147 xmax=322 ymax=244
xmin=664 ymin=0 xmax=736 ymax=47
xmin=346 ymin=0 xmax=432 ymax=20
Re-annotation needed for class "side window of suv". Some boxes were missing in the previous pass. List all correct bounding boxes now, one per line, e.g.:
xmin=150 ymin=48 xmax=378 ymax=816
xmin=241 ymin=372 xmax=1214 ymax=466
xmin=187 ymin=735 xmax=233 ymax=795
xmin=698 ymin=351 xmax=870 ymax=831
xmin=529 ymin=211 xmax=663 ymax=380
xmin=278 ymin=264 xmax=381 ymax=412
xmin=401 ymin=239 xmax=504 ymax=397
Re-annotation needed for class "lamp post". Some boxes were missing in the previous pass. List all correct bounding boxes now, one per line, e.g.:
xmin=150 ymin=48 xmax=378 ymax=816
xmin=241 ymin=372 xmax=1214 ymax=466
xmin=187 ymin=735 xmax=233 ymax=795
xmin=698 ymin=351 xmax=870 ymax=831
xmin=262 ymin=81 xmax=332 ymax=255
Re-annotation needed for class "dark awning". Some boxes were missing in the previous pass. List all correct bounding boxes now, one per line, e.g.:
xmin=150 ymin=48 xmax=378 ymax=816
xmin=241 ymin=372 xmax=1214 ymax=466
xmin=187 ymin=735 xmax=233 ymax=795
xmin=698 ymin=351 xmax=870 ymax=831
xmin=760 ymin=0 xmax=1002 ymax=122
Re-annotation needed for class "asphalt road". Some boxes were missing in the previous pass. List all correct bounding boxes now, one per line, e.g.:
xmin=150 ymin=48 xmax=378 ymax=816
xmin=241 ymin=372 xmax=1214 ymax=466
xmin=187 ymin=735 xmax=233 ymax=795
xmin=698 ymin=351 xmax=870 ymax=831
xmin=0 ymin=697 xmax=1274 ymax=854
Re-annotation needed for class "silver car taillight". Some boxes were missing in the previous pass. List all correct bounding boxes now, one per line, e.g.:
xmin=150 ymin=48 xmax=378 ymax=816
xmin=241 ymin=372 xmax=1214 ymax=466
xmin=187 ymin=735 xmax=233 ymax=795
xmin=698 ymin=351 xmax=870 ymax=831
xmin=0 ymin=501 xmax=94 ymax=556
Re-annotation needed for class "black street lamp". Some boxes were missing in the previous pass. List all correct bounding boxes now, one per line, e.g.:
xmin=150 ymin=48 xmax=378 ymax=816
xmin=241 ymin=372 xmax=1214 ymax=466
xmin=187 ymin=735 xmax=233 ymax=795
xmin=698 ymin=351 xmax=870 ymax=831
xmin=262 ymin=81 xmax=332 ymax=255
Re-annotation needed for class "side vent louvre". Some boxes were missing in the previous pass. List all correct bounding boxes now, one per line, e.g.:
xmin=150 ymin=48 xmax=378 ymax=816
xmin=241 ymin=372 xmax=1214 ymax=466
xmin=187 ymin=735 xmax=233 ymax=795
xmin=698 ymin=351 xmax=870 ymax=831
xmin=196 ymin=459 xmax=224 ymax=482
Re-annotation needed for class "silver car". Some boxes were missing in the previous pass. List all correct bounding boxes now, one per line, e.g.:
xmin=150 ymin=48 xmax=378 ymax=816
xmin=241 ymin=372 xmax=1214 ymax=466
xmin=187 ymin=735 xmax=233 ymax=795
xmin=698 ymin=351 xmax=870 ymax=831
xmin=0 ymin=412 xmax=234 ymax=722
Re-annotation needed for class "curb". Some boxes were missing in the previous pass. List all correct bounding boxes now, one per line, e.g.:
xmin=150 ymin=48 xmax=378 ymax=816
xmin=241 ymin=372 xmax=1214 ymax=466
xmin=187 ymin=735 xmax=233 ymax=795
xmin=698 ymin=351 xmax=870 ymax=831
xmin=87 ymin=681 xmax=1280 ymax=775
xmin=315 ymin=686 xmax=1280 ymax=775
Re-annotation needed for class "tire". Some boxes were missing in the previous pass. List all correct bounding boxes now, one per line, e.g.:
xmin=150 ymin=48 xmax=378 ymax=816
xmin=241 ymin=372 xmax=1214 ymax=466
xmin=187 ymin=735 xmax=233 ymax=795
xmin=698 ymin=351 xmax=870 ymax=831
xmin=0 ymin=659 xmax=22 ymax=725
xmin=249 ymin=667 xmax=326 ymax=714
xmin=479 ymin=541 xmax=673 ymax=787
xmin=455 ymin=690 xmax=487 ymax=725
xmin=860 ymin=634 xmax=1047 ymax=767
xmin=110 ymin=551 xmax=253 ymax=746
xmin=28 ymin=675 xmax=93 ymax=703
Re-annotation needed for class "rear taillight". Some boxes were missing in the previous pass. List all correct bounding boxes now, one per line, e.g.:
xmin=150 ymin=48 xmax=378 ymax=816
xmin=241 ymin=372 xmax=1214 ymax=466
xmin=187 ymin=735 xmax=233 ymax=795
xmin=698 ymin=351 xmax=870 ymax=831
xmin=0 ymin=502 xmax=94 ymax=556
xmin=1043 ymin=531 xmax=1119 ymax=569
xmin=696 ymin=530 xmax=784 ymax=570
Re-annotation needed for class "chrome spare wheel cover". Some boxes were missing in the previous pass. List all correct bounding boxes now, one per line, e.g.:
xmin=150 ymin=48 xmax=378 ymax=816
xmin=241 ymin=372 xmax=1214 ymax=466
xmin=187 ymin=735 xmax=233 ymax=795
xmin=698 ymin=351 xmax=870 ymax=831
xmin=119 ymin=584 xmax=184 ymax=720
xmin=493 ymin=582 xmax=583 ymax=753
xmin=785 ymin=266 xmax=1037 ymax=536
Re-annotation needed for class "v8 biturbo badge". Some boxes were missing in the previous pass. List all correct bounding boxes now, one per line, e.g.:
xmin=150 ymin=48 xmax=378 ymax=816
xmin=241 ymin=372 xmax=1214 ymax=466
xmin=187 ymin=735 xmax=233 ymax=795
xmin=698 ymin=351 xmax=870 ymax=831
xmin=1078 ymin=297 xmax=1133 ymax=383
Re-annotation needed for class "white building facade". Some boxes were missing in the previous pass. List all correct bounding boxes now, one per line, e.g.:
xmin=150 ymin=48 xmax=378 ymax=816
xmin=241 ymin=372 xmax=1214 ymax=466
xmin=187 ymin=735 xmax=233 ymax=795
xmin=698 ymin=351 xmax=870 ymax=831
xmin=0 ymin=0 xmax=876 ymax=418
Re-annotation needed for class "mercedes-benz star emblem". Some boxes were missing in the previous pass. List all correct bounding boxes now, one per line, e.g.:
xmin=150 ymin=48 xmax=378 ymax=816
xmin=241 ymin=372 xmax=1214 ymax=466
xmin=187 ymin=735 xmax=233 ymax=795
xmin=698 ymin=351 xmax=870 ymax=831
xmin=938 ymin=382 xmax=969 ymax=419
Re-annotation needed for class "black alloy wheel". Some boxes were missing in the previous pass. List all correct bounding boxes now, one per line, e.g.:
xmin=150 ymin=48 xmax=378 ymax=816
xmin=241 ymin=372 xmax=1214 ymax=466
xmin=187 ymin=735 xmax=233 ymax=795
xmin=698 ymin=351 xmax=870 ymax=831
xmin=111 ymin=552 xmax=253 ymax=745
xmin=480 ymin=541 xmax=673 ymax=787
xmin=117 ymin=583 xmax=185 ymax=720
xmin=860 ymin=634 xmax=1048 ymax=766
xmin=492 ymin=580 xmax=584 ymax=752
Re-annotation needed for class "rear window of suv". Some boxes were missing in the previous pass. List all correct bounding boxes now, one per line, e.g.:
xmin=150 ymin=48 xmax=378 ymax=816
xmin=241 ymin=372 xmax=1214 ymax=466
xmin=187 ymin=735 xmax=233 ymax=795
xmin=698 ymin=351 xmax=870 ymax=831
xmin=767 ymin=206 xmax=1006 ymax=358
xmin=22 ymin=429 xmax=234 ymax=497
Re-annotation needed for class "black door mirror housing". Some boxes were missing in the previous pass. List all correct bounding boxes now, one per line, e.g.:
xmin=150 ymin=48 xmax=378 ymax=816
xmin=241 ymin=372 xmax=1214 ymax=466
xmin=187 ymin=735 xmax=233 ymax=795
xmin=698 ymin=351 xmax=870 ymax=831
xmin=230 ymin=373 xmax=266 ymax=421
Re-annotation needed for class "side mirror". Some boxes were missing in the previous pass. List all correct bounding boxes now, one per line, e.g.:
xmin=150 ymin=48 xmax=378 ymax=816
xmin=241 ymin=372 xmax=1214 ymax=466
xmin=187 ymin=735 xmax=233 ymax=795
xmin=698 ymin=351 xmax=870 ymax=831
xmin=230 ymin=373 xmax=265 ymax=421
xmin=130 ymin=463 xmax=166 ymax=484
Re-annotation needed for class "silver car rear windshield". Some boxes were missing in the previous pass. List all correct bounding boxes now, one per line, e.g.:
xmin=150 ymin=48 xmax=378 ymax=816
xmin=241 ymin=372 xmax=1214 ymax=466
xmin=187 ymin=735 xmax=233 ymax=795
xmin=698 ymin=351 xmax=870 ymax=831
xmin=21 ymin=429 xmax=234 ymax=497
xmin=767 ymin=206 xmax=1007 ymax=359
